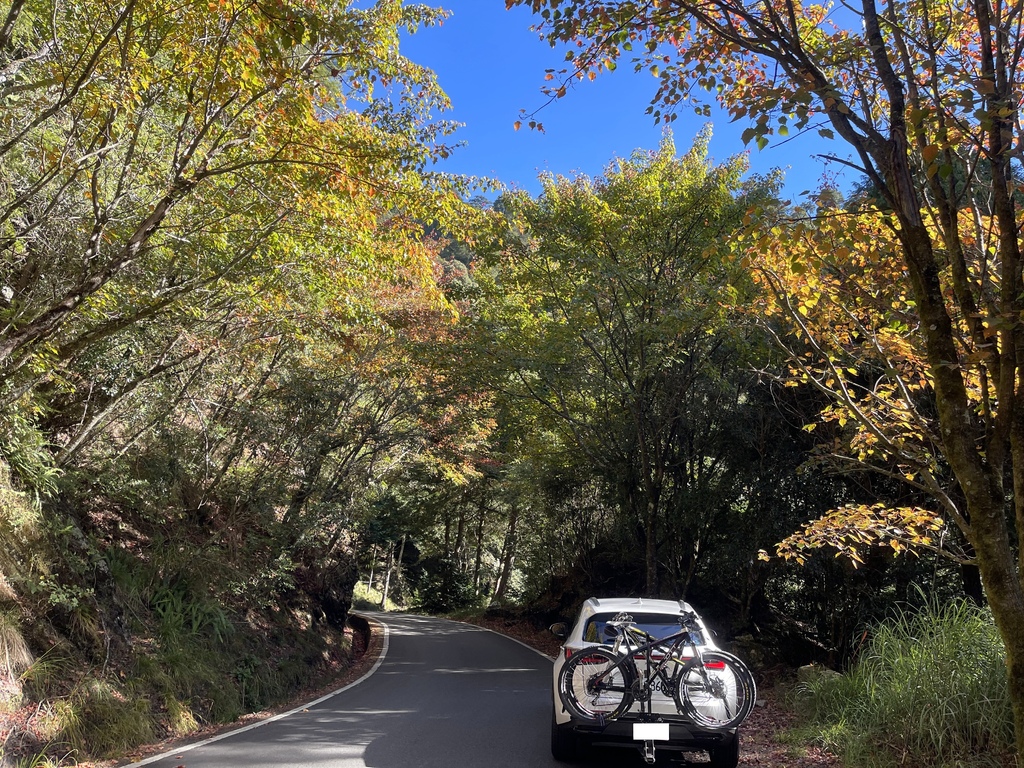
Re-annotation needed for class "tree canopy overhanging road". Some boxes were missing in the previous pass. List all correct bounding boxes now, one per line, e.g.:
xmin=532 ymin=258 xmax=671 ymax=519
xmin=1 ymin=0 xmax=1020 ymax=763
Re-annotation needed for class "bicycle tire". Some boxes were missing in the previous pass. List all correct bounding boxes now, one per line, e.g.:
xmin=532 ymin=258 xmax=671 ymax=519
xmin=558 ymin=646 xmax=635 ymax=721
xmin=675 ymin=650 xmax=756 ymax=730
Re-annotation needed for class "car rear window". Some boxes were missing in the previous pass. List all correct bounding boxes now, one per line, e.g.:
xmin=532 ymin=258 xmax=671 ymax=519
xmin=583 ymin=612 xmax=705 ymax=646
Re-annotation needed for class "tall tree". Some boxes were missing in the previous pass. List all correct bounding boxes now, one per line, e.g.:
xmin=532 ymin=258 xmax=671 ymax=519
xmin=508 ymin=0 xmax=1024 ymax=752
xmin=477 ymin=134 xmax=774 ymax=595
xmin=0 ymin=0 xmax=477 ymax=688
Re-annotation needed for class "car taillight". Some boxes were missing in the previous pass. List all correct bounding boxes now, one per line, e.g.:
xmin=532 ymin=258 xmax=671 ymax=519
xmin=704 ymin=660 xmax=726 ymax=670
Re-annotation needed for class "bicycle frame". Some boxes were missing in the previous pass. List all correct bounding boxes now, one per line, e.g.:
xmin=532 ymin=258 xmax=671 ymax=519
xmin=595 ymin=618 xmax=715 ymax=713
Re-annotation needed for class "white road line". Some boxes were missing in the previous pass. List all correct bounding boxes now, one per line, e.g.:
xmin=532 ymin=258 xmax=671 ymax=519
xmin=459 ymin=620 xmax=556 ymax=661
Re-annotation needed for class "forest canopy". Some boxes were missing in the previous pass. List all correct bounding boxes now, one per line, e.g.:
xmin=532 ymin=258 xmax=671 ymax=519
xmin=0 ymin=0 xmax=1020 ymax=764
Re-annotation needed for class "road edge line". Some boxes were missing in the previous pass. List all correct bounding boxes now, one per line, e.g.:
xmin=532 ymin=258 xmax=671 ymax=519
xmin=121 ymin=614 xmax=390 ymax=767
xmin=446 ymin=616 xmax=556 ymax=661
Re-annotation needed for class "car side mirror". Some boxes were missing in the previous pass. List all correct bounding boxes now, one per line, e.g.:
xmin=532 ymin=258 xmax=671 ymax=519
xmin=549 ymin=622 xmax=569 ymax=640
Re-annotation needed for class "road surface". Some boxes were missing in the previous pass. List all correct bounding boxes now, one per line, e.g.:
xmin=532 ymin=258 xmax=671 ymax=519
xmin=127 ymin=612 xmax=561 ymax=767
xmin=127 ymin=612 xmax=685 ymax=767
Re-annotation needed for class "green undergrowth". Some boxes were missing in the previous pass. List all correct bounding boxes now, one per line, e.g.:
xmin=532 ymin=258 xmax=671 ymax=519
xmin=1 ymin=545 xmax=357 ymax=767
xmin=351 ymin=581 xmax=404 ymax=612
xmin=794 ymin=597 xmax=1015 ymax=767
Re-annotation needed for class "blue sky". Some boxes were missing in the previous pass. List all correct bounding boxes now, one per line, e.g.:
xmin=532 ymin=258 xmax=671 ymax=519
xmin=400 ymin=1 xmax=856 ymax=200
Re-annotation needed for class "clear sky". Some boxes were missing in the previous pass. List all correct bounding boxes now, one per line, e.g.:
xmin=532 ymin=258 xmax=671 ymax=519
xmin=400 ymin=1 xmax=856 ymax=201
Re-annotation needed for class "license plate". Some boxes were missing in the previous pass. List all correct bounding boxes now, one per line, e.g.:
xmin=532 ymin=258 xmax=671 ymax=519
xmin=633 ymin=723 xmax=670 ymax=741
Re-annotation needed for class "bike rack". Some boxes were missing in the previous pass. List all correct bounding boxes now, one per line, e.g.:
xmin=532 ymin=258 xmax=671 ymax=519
xmin=635 ymin=671 xmax=659 ymax=764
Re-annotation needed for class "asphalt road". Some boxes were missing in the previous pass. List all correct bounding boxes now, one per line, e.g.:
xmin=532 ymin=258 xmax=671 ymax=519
xmin=126 ymin=612 xmax=689 ymax=768
xmin=126 ymin=612 xmax=562 ymax=768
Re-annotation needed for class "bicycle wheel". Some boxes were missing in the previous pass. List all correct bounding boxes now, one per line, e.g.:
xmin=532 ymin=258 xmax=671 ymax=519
xmin=675 ymin=650 xmax=756 ymax=729
xmin=558 ymin=646 xmax=635 ymax=721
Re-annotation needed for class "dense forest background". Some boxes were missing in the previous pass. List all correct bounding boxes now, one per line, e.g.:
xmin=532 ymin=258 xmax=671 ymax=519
xmin=1 ymin=0 xmax=1021 ymax=765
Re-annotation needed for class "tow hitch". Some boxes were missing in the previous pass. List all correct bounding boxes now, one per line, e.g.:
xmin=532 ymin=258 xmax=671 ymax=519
xmin=632 ymin=722 xmax=668 ymax=764
xmin=641 ymin=740 xmax=657 ymax=764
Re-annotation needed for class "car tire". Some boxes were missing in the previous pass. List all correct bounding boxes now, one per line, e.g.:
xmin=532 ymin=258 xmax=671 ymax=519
xmin=708 ymin=732 xmax=740 ymax=768
xmin=550 ymin=709 xmax=578 ymax=762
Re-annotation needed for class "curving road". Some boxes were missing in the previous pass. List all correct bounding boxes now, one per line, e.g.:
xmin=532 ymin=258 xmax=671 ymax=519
xmin=126 ymin=612 xmax=564 ymax=768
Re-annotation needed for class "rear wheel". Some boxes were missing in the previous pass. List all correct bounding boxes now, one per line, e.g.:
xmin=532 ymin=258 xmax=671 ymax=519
xmin=676 ymin=651 xmax=756 ymax=730
xmin=550 ymin=707 xmax=578 ymax=761
xmin=558 ymin=646 xmax=635 ymax=721
xmin=708 ymin=733 xmax=740 ymax=768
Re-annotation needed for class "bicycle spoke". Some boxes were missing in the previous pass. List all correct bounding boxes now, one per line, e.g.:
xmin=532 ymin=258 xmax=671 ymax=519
xmin=676 ymin=651 xmax=756 ymax=730
xmin=559 ymin=647 xmax=634 ymax=721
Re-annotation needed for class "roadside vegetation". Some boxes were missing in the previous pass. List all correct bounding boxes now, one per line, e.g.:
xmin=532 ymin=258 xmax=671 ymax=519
xmin=795 ymin=600 xmax=1014 ymax=767
xmin=1 ymin=0 xmax=1022 ymax=765
xmin=1 ymin=493 xmax=357 ymax=763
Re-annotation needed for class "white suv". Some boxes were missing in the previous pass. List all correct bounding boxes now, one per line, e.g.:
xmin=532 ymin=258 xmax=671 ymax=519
xmin=549 ymin=597 xmax=742 ymax=767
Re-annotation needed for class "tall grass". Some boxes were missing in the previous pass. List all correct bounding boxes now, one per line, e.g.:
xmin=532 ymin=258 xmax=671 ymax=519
xmin=52 ymin=679 xmax=154 ymax=758
xmin=798 ymin=598 xmax=1014 ymax=766
xmin=0 ymin=609 xmax=33 ymax=680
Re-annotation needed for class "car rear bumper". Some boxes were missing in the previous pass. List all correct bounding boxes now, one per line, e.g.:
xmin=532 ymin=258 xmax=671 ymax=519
xmin=561 ymin=716 xmax=737 ymax=752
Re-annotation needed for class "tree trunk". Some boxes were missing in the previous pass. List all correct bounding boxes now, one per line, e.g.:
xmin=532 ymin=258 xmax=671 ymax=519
xmin=366 ymin=545 xmax=376 ymax=592
xmin=394 ymin=535 xmax=407 ymax=601
xmin=644 ymin=500 xmax=658 ymax=596
xmin=472 ymin=504 xmax=486 ymax=595
xmin=455 ymin=507 xmax=466 ymax=570
xmin=379 ymin=542 xmax=394 ymax=609
xmin=492 ymin=506 xmax=519 ymax=603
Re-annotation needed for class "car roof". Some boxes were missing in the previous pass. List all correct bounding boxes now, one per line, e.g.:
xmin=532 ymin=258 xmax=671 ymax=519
xmin=563 ymin=596 xmax=717 ymax=649
xmin=578 ymin=596 xmax=696 ymax=618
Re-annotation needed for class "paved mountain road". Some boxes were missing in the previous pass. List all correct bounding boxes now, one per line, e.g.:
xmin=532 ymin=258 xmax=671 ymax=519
xmin=126 ymin=612 xmax=630 ymax=768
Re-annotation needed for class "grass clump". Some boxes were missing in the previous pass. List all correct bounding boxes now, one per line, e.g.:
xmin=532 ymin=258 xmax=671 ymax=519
xmin=55 ymin=679 xmax=154 ymax=758
xmin=0 ymin=609 xmax=33 ymax=681
xmin=0 ymin=609 xmax=32 ymax=713
xmin=798 ymin=597 xmax=1014 ymax=767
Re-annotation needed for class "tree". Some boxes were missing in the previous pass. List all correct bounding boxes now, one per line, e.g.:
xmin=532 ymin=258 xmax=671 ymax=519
xmin=0 ymin=0 xmax=464 ymax=399
xmin=476 ymin=134 xmax=775 ymax=595
xmin=0 ymin=2 xmax=486 ymax=733
xmin=0 ymin=0 xmax=474 ymax=608
xmin=508 ymin=0 xmax=1024 ymax=753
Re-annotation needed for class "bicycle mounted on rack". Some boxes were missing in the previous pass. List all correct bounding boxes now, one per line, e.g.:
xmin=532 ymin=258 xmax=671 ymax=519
xmin=557 ymin=610 xmax=756 ymax=761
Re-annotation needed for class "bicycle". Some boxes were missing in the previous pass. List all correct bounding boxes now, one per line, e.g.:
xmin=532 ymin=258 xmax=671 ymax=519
xmin=557 ymin=611 xmax=756 ymax=730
